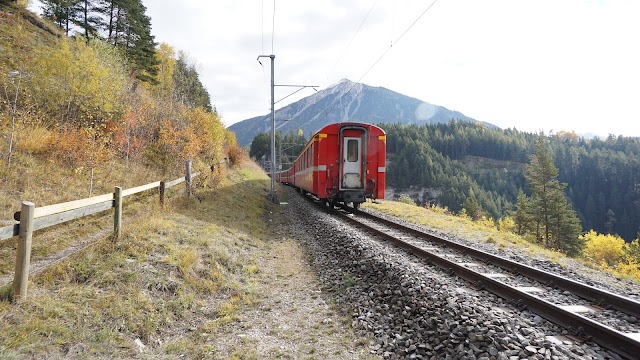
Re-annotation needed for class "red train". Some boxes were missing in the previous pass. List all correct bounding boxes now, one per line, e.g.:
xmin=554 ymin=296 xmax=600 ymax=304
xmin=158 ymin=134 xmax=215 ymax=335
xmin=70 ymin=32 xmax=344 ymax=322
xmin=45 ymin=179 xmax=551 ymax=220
xmin=277 ymin=122 xmax=386 ymax=208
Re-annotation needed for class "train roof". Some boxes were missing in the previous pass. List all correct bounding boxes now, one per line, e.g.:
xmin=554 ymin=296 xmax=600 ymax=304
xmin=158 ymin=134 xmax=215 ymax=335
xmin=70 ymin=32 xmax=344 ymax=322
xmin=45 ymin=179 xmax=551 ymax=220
xmin=314 ymin=122 xmax=386 ymax=136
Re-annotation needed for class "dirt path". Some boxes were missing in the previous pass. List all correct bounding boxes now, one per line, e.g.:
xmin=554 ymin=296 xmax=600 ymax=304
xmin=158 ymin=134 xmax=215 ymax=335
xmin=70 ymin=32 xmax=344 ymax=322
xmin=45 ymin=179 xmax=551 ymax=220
xmin=210 ymin=232 xmax=375 ymax=359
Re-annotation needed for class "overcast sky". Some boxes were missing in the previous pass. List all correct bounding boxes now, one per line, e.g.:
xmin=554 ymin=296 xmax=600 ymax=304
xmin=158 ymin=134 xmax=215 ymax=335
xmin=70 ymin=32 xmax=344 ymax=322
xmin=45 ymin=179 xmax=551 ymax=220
xmin=37 ymin=0 xmax=640 ymax=137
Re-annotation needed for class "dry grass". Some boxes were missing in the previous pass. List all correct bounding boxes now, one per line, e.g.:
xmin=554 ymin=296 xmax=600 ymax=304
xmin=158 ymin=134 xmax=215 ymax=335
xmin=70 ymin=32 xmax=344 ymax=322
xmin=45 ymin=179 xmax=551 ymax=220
xmin=0 ymin=161 xmax=272 ymax=358
xmin=365 ymin=200 xmax=640 ymax=286
xmin=362 ymin=200 xmax=567 ymax=262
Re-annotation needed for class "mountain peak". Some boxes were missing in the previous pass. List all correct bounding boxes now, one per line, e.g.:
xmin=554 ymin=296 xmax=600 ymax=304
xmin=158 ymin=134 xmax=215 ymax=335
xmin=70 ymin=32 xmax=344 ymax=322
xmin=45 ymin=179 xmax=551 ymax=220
xmin=229 ymin=81 xmax=489 ymax=146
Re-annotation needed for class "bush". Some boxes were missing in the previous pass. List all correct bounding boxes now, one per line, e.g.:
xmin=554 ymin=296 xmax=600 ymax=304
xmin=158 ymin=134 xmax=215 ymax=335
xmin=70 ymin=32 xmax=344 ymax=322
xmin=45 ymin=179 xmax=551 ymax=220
xmin=226 ymin=144 xmax=247 ymax=167
xmin=498 ymin=216 xmax=517 ymax=233
xmin=17 ymin=126 xmax=53 ymax=154
xmin=581 ymin=230 xmax=625 ymax=267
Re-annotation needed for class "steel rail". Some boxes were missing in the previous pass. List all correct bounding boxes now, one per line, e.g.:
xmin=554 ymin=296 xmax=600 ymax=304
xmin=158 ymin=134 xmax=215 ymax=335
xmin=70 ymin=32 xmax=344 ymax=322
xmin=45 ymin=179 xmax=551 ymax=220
xmin=329 ymin=208 xmax=640 ymax=360
xmin=356 ymin=210 xmax=640 ymax=319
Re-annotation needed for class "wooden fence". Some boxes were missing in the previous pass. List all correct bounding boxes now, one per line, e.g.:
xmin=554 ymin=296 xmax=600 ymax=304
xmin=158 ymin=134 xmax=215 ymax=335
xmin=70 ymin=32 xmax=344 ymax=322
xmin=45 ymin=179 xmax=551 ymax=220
xmin=0 ymin=160 xmax=201 ymax=301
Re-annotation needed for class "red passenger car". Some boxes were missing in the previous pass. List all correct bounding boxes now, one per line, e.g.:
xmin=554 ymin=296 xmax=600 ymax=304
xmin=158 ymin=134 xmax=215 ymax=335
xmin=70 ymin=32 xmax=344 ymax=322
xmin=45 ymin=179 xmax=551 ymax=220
xmin=278 ymin=122 xmax=386 ymax=208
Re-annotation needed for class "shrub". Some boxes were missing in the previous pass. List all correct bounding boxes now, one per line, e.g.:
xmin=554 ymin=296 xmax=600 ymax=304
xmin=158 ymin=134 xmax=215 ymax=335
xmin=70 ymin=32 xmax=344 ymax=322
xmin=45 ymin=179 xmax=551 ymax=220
xmin=17 ymin=126 xmax=53 ymax=154
xmin=581 ymin=230 xmax=625 ymax=267
xmin=478 ymin=216 xmax=496 ymax=229
xmin=226 ymin=144 xmax=247 ymax=167
xmin=498 ymin=216 xmax=517 ymax=233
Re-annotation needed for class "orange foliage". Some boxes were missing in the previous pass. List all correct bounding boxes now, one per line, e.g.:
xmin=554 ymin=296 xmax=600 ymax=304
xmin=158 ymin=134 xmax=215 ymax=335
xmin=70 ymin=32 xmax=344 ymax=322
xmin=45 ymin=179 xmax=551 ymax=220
xmin=112 ymin=111 xmax=146 ymax=162
xmin=49 ymin=126 xmax=112 ymax=168
xmin=226 ymin=144 xmax=247 ymax=166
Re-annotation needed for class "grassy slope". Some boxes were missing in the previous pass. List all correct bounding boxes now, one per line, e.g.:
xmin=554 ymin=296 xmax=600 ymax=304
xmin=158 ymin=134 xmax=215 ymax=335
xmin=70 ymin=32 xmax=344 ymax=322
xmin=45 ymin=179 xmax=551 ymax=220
xmin=0 ymin=162 xmax=272 ymax=358
xmin=362 ymin=200 xmax=640 ymax=284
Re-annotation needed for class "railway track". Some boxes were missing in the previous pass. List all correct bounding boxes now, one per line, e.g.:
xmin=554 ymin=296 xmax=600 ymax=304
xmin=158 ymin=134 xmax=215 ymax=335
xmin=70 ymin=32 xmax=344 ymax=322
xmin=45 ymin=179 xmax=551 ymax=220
xmin=327 ymin=205 xmax=640 ymax=359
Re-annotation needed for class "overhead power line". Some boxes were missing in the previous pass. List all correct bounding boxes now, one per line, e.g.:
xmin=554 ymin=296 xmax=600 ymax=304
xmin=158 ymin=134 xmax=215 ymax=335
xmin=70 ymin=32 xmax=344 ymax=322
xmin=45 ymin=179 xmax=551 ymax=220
xmin=356 ymin=0 xmax=439 ymax=84
xmin=326 ymin=0 xmax=379 ymax=81
xmin=271 ymin=0 xmax=276 ymax=53
xmin=295 ymin=0 xmax=440 ymax=130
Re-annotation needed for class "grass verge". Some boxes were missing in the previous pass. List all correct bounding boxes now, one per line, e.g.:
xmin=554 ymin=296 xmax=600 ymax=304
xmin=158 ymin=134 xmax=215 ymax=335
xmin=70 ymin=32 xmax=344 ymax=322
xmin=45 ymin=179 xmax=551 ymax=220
xmin=0 ymin=161 xmax=272 ymax=358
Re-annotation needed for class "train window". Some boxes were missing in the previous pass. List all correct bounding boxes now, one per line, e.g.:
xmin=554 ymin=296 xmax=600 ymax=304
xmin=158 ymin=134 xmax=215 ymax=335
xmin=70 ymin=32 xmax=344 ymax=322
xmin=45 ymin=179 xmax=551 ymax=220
xmin=347 ymin=139 xmax=358 ymax=162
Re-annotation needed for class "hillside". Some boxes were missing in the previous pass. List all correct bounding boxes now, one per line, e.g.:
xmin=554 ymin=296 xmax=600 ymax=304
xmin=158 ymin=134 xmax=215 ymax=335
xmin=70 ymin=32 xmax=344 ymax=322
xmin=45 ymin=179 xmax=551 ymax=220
xmin=230 ymin=79 xmax=492 ymax=147
xmin=0 ymin=4 xmax=236 ymax=215
xmin=384 ymin=122 xmax=640 ymax=241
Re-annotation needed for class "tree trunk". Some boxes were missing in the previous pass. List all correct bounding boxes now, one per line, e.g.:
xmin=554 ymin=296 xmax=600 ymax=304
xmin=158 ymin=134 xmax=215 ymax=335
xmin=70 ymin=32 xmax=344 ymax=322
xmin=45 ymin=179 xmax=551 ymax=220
xmin=108 ymin=0 xmax=115 ymax=39
xmin=84 ymin=0 xmax=89 ymax=42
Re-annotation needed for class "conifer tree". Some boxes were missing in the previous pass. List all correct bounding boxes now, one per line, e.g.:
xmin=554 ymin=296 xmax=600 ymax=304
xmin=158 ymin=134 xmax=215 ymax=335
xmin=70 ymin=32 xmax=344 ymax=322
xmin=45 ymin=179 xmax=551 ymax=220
xmin=523 ymin=137 xmax=583 ymax=255
xmin=173 ymin=52 xmax=212 ymax=111
xmin=72 ymin=0 xmax=103 ymax=41
xmin=514 ymin=190 xmax=531 ymax=235
xmin=41 ymin=0 xmax=78 ymax=35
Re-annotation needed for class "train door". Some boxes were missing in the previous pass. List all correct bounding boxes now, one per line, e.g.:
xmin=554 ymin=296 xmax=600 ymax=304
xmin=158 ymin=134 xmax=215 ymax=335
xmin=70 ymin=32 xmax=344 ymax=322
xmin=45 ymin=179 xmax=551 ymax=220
xmin=342 ymin=136 xmax=363 ymax=189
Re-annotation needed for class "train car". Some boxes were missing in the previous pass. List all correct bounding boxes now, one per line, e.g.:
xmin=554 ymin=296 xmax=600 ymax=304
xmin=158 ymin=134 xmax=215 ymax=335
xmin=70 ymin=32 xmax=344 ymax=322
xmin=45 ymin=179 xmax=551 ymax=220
xmin=278 ymin=122 xmax=386 ymax=208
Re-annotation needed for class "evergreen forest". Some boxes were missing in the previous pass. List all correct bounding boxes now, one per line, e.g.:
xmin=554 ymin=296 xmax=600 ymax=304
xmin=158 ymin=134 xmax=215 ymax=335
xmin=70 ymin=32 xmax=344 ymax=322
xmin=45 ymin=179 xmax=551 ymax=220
xmin=383 ymin=121 xmax=640 ymax=242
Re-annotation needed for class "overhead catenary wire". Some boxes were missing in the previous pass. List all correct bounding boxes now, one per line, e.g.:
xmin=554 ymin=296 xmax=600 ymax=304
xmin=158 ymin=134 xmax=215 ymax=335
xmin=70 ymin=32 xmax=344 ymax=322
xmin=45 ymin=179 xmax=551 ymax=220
xmin=271 ymin=0 xmax=276 ymax=54
xmin=261 ymin=0 xmax=268 ymax=91
xmin=293 ymin=0 xmax=440 ymax=130
xmin=325 ymin=0 xmax=379 ymax=82
xmin=357 ymin=0 xmax=439 ymax=84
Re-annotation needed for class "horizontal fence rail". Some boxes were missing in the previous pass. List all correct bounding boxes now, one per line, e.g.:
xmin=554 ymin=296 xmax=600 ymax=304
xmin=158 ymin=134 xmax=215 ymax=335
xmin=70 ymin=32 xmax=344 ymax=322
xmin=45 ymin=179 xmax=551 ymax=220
xmin=0 ymin=160 xmax=204 ymax=301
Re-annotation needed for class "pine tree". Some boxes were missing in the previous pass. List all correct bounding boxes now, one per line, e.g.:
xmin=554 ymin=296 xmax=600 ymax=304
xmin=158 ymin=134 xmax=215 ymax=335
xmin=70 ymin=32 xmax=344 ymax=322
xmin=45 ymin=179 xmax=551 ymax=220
xmin=463 ymin=190 xmax=482 ymax=220
xmin=524 ymin=137 xmax=583 ymax=254
xmin=514 ymin=190 xmax=531 ymax=235
xmin=41 ymin=0 xmax=78 ymax=35
xmin=97 ymin=0 xmax=158 ymax=83
xmin=173 ymin=52 xmax=212 ymax=111
xmin=71 ymin=0 xmax=103 ymax=41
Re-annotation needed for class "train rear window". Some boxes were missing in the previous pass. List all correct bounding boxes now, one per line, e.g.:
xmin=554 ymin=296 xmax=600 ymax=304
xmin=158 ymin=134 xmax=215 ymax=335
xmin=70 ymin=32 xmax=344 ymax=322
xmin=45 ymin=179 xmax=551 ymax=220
xmin=347 ymin=139 xmax=358 ymax=162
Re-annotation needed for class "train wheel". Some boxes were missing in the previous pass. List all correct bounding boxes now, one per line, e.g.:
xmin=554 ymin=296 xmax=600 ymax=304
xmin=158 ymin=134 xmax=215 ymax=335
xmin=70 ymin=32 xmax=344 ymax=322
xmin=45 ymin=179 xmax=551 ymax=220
xmin=329 ymin=200 xmax=339 ymax=209
xmin=353 ymin=202 xmax=361 ymax=210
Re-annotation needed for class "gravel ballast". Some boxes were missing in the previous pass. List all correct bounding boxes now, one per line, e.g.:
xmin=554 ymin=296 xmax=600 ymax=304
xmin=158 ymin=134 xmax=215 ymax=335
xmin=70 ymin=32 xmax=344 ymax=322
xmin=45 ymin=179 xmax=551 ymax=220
xmin=279 ymin=188 xmax=630 ymax=359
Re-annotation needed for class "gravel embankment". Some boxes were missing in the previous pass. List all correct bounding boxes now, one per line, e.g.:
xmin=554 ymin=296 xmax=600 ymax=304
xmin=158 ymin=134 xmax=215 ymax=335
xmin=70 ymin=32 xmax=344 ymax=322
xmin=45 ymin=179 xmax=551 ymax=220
xmin=280 ymin=187 xmax=630 ymax=359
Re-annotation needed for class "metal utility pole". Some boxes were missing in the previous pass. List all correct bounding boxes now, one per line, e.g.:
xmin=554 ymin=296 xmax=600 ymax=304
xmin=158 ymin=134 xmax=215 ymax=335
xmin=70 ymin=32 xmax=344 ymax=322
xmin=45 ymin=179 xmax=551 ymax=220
xmin=257 ymin=54 xmax=278 ymax=204
xmin=257 ymin=55 xmax=317 ymax=204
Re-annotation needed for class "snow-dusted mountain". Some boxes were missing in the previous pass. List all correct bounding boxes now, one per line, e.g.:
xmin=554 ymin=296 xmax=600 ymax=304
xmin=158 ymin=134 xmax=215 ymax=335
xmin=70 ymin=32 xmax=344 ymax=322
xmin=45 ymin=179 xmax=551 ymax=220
xmin=230 ymin=79 xmax=492 ymax=146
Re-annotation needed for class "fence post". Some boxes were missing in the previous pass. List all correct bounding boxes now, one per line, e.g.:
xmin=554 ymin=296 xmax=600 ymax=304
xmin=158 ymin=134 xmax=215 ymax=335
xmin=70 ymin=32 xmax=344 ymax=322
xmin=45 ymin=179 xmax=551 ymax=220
xmin=114 ymin=186 xmax=122 ymax=240
xmin=159 ymin=181 xmax=166 ymax=208
xmin=186 ymin=160 xmax=192 ymax=201
xmin=13 ymin=201 xmax=34 ymax=301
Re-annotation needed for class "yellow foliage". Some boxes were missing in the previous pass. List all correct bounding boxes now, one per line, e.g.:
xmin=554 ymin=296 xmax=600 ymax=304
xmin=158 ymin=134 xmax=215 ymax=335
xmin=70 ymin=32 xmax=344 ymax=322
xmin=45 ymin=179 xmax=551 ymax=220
xmin=498 ymin=216 xmax=517 ymax=233
xmin=224 ymin=130 xmax=238 ymax=148
xmin=29 ymin=37 xmax=129 ymax=127
xmin=153 ymin=43 xmax=176 ymax=99
xmin=426 ymin=203 xmax=449 ymax=214
xmin=581 ymin=230 xmax=625 ymax=267
xmin=478 ymin=216 xmax=496 ymax=229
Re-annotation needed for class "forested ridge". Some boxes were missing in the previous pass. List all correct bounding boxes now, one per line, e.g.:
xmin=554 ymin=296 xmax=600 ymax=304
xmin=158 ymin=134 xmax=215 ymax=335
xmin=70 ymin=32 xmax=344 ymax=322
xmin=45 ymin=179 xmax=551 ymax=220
xmin=384 ymin=121 xmax=640 ymax=241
